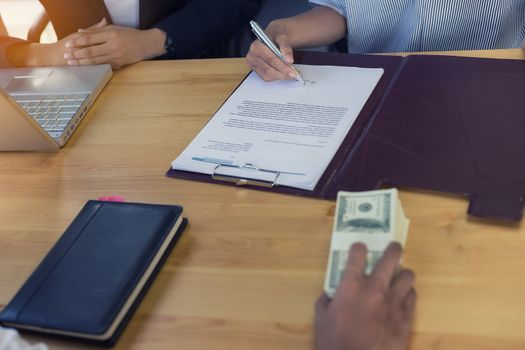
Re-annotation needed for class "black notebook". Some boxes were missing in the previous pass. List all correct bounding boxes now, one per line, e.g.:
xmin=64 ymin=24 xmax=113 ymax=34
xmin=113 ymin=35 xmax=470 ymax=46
xmin=0 ymin=200 xmax=188 ymax=346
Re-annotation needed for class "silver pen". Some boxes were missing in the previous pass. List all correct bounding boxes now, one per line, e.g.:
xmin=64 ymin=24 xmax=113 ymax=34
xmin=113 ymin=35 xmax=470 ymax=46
xmin=250 ymin=20 xmax=306 ymax=84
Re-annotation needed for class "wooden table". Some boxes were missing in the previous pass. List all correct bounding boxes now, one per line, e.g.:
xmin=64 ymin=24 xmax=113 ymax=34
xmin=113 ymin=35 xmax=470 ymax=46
xmin=1 ymin=49 xmax=525 ymax=350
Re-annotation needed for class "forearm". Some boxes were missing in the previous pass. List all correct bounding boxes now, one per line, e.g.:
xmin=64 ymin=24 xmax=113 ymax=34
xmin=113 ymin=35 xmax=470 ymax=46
xmin=266 ymin=6 xmax=347 ymax=49
xmin=6 ymin=41 xmax=66 ymax=67
xmin=140 ymin=28 xmax=167 ymax=60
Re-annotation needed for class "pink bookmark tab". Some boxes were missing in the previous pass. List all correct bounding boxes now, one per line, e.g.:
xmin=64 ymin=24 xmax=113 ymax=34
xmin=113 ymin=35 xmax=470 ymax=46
xmin=97 ymin=196 xmax=125 ymax=202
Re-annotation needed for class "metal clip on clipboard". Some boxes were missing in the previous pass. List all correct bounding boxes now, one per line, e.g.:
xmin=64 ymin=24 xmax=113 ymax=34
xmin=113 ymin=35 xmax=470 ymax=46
xmin=212 ymin=163 xmax=280 ymax=188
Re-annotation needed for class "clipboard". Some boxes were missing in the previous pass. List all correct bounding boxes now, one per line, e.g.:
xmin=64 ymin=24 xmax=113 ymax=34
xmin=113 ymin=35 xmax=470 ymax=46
xmin=167 ymin=51 xmax=525 ymax=222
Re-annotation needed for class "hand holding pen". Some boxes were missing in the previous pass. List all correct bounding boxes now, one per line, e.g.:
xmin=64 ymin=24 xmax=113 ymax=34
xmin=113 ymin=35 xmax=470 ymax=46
xmin=246 ymin=21 xmax=305 ymax=84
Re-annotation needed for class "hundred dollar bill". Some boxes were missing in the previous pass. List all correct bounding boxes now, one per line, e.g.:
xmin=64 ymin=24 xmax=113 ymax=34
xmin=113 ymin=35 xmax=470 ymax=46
xmin=324 ymin=189 xmax=409 ymax=297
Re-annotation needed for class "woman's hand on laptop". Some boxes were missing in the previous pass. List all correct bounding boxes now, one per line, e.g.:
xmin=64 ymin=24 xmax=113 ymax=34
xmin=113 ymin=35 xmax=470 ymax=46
xmin=63 ymin=18 xmax=167 ymax=69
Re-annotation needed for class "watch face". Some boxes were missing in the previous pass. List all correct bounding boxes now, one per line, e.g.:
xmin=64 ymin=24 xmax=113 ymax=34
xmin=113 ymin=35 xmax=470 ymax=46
xmin=165 ymin=36 xmax=174 ymax=50
xmin=163 ymin=35 xmax=177 ymax=58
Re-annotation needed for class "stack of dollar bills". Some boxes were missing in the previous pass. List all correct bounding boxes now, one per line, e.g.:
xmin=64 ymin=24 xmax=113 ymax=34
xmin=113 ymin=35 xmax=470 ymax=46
xmin=324 ymin=189 xmax=410 ymax=298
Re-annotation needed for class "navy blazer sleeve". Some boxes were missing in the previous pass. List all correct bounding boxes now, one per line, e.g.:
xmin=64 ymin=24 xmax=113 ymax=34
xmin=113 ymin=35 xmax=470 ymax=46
xmin=153 ymin=0 xmax=259 ymax=59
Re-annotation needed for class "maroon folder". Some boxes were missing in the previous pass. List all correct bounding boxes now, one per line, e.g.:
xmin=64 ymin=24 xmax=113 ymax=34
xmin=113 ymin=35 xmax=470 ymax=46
xmin=167 ymin=51 xmax=525 ymax=222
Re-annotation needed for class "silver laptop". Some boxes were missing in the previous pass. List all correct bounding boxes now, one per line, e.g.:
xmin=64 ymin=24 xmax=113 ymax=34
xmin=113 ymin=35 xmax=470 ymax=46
xmin=0 ymin=64 xmax=112 ymax=151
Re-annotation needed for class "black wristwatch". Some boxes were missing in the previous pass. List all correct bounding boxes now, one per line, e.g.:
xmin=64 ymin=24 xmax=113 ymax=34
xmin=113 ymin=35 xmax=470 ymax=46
xmin=161 ymin=33 xmax=177 ymax=59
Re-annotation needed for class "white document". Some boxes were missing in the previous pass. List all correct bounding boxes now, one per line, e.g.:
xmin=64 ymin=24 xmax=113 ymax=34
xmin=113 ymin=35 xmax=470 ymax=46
xmin=171 ymin=64 xmax=383 ymax=190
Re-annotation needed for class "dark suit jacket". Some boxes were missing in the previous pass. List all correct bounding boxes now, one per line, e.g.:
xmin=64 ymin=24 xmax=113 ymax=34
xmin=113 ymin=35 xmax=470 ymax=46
xmin=0 ymin=0 xmax=259 ymax=66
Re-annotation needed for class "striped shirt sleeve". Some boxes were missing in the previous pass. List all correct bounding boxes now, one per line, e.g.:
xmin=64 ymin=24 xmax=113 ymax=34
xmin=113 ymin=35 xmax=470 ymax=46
xmin=309 ymin=0 xmax=347 ymax=17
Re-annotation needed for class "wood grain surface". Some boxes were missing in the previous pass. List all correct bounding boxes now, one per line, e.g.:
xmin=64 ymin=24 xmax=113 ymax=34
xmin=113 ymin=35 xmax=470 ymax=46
xmin=1 ymin=49 xmax=524 ymax=350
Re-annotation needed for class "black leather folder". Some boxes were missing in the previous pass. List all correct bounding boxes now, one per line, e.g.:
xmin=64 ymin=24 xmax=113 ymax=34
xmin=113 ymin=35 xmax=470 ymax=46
xmin=167 ymin=51 xmax=525 ymax=221
xmin=0 ymin=200 xmax=188 ymax=346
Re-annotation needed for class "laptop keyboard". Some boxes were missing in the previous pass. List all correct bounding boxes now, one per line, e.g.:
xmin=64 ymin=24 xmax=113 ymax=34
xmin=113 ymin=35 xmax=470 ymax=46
xmin=12 ymin=93 xmax=89 ymax=135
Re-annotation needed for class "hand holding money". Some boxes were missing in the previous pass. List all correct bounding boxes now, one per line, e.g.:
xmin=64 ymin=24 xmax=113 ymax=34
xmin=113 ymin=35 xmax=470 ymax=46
xmin=315 ymin=242 xmax=416 ymax=350
xmin=324 ymin=189 xmax=410 ymax=297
